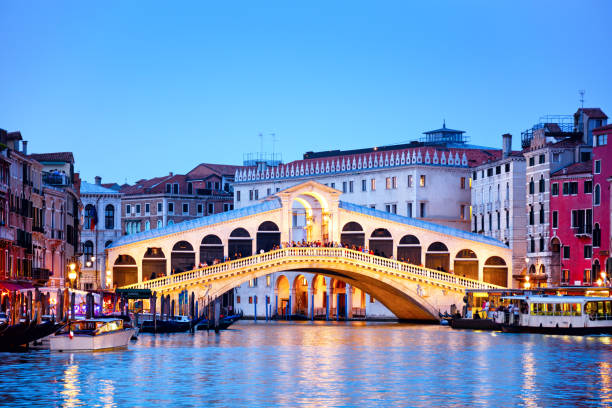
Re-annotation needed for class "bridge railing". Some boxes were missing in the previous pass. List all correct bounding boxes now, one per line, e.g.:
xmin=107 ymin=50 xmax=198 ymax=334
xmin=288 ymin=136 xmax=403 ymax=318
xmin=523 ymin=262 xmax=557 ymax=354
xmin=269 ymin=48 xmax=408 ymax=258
xmin=121 ymin=247 xmax=503 ymax=291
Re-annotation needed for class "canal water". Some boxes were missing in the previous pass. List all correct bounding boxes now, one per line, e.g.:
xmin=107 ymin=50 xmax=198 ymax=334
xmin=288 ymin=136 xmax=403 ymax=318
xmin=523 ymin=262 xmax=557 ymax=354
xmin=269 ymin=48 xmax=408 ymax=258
xmin=1 ymin=321 xmax=612 ymax=407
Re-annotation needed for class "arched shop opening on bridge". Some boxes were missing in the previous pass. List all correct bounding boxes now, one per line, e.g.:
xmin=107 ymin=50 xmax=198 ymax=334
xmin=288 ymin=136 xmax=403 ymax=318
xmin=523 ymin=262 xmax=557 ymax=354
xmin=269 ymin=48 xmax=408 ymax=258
xmin=397 ymin=235 xmax=421 ymax=265
xmin=341 ymin=222 xmax=365 ymax=248
xmin=276 ymin=275 xmax=290 ymax=317
xmin=369 ymin=228 xmax=393 ymax=257
xmin=293 ymin=274 xmax=308 ymax=316
xmin=229 ymin=228 xmax=252 ymax=258
xmin=425 ymin=242 xmax=450 ymax=272
xmin=483 ymin=256 xmax=508 ymax=287
xmin=290 ymin=191 xmax=331 ymax=243
xmin=143 ymin=247 xmax=166 ymax=280
xmin=113 ymin=255 xmax=138 ymax=287
xmin=256 ymin=221 xmax=281 ymax=253
xmin=200 ymin=235 xmax=223 ymax=265
xmin=453 ymin=249 xmax=478 ymax=280
xmin=171 ymin=241 xmax=195 ymax=274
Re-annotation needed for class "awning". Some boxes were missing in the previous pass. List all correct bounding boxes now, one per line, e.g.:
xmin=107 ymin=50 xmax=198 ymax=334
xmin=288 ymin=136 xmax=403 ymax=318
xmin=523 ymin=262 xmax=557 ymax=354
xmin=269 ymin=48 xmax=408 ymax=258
xmin=115 ymin=288 xmax=152 ymax=299
xmin=0 ymin=281 xmax=34 ymax=291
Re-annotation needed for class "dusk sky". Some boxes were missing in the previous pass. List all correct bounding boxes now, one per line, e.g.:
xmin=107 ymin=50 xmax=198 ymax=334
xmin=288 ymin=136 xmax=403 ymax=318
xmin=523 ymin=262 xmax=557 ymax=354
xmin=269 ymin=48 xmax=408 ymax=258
xmin=1 ymin=1 xmax=610 ymax=184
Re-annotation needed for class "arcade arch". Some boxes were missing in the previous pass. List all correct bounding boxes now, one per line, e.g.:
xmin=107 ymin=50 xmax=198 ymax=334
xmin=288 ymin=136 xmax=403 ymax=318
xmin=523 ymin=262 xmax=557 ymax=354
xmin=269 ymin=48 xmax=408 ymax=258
xmin=113 ymin=255 xmax=138 ymax=287
xmin=276 ymin=275 xmax=290 ymax=317
xmin=484 ymin=256 xmax=508 ymax=287
xmin=341 ymin=222 xmax=365 ymax=248
xmin=397 ymin=235 xmax=421 ymax=265
xmin=256 ymin=221 xmax=281 ymax=253
xmin=453 ymin=249 xmax=478 ymax=280
xmin=229 ymin=228 xmax=252 ymax=258
xmin=426 ymin=242 xmax=450 ymax=272
xmin=200 ymin=235 xmax=223 ymax=265
xmin=369 ymin=228 xmax=393 ymax=257
xmin=293 ymin=274 xmax=309 ymax=316
xmin=143 ymin=247 xmax=166 ymax=280
xmin=171 ymin=241 xmax=195 ymax=274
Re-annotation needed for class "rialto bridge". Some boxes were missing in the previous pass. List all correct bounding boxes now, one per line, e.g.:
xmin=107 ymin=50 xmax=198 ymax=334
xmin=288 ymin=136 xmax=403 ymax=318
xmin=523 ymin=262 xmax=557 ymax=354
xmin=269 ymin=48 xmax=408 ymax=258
xmin=107 ymin=181 xmax=512 ymax=321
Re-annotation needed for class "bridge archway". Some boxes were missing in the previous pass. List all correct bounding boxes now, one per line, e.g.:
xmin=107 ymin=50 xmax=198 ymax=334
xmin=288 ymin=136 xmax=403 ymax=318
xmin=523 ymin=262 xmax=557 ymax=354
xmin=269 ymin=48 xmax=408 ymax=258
xmin=256 ymin=221 xmax=280 ymax=253
xmin=229 ymin=228 xmax=252 ymax=258
xmin=312 ymin=274 xmax=328 ymax=316
xmin=341 ymin=222 xmax=365 ymax=248
xmin=397 ymin=235 xmax=421 ymax=265
xmin=143 ymin=247 xmax=166 ymax=280
xmin=171 ymin=241 xmax=195 ymax=274
xmin=276 ymin=274 xmax=290 ymax=317
xmin=426 ymin=242 xmax=450 ymax=272
xmin=454 ymin=249 xmax=478 ymax=280
xmin=113 ymin=255 xmax=138 ymax=287
xmin=484 ymin=256 xmax=508 ymax=287
xmin=293 ymin=274 xmax=309 ymax=316
xmin=369 ymin=228 xmax=393 ymax=257
xmin=200 ymin=235 xmax=223 ymax=265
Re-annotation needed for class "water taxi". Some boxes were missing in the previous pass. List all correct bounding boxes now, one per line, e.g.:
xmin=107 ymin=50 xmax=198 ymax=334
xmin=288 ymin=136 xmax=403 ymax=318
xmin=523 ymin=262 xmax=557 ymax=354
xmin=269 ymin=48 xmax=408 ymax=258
xmin=500 ymin=295 xmax=612 ymax=335
xmin=50 ymin=318 xmax=136 ymax=351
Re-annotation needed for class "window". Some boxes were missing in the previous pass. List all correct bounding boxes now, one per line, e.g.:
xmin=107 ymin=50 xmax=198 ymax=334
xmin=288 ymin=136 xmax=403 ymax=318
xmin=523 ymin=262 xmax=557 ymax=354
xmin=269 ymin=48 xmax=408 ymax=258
xmin=385 ymin=177 xmax=391 ymax=189
xmin=552 ymin=183 xmax=559 ymax=196
xmin=83 ymin=241 xmax=94 ymax=258
xmin=488 ymin=213 xmax=492 ymax=231
xmin=552 ymin=153 xmax=560 ymax=163
xmin=385 ymin=204 xmax=397 ymax=214
xmin=145 ymin=203 xmax=150 ymax=215
xmin=473 ymin=171 xmax=477 ymax=181
xmin=529 ymin=206 xmax=534 ymax=225
xmin=593 ymin=224 xmax=601 ymax=247
xmin=584 ymin=245 xmax=592 ymax=259
xmin=407 ymin=175 xmax=413 ymax=187
xmin=407 ymin=202 xmax=413 ymax=218
xmin=249 ymin=190 xmax=253 ymax=200
xmin=362 ymin=179 xmax=367 ymax=191
xmin=505 ymin=163 xmax=510 ymax=172
xmin=173 ymin=184 xmax=179 ymax=194
xmin=561 ymin=269 xmax=570 ymax=284
xmin=254 ymin=190 xmax=259 ymax=200
xmin=529 ymin=157 xmax=534 ymax=166
xmin=539 ymin=204 xmax=544 ymax=224
xmin=126 ymin=204 xmax=131 ymax=216
xmin=105 ymin=204 xmax=114 ymax=229
xmin=187 ymin=183 xmax=193 ymax=194
xmin=223 ymin=203 xmax=232 ymax=211
xmin=487 ymin=168 xmax=493 ymax=177
xmin=420 ymin=202 xmax=425 ymax=218
xmin=529 ymin=178 xmax=534 ymax=194
xmin=496 ymin=211 xmax=500 ymax=229
xmin=168 ymin=202 xmax=174 ymax=214
xmin=236 ymin=191 xmax=241 ymax=202
xmin=392 ymin=176 xmax=397 ymax=189
xmin=197 ymin=204 xmax=203 ymax=214
xmin=157 ymin=202 xmax=162 ymax=213
xmin=419 ymin=175 xmax=426 ymax=187
xmin=584 ymin=180 xmax=592 ymax=194
xmin=166 ymin=184 xmax=171 ymax=193
xmin=460 ymin=177 xmax=466 ymax=189
xmin=594 ymin=185 xmax=601 ymax=206
xmin=182 ymin=203 xmax=189 ymax=214
xmin=330 ymin=183 xmax=335 ymax=189
xmin=157 ymin=220 xmax=162 ymax=229
xmin=563 ymin=246 xmax=570 ymax=259
xmin=552 ymin=211 xmax=558 ymax=228
xmin=135 ymin=204 xmax=141 ymax=215
xmin=539 ymin=236 xmax=544 ymax=252
xmin=539 ymin=154 xmax=545 ymax=164
xmin=594 ymin=160 xmax=601 ymax=174
xmin=530 ymin=237 xmax=535 ymax=253
xmin=349 ymin=181 xmax=354 ymax=193
xmin=539 ymin=176 xmax=545 ymax=193
xmin=370 ymin=204 xmax=376 ymax=209
xmin=215 ymin=182 xmax=220 ymax=190
xmin=371 ymin=179 xmax=376 ymax=191
xmin=596 ymin=134 xmax=608 ymax=146
xmin=208 ymin=203 xmax=214 ymax=214
xmin=505 ymin=210 xmax=509 ymax=228
xmin=343 ymin=181 xmax=347 ymax=193
xmin=562 ymin=182 xmax=569 ymax=195
xmin=145 ymin=220 xmax=150 ymax=231
xmin=248 ymin=296 xmax=253 ymax=304
xmin=267 ymin=188 xmax=271 ymax=196
xmin=461 ymin=205 xmax=466 ymax=220
xmin=237 ymin=296 xmax=241 ymax=304
xmin=496 ymin=166 xmax=501 ymax=175
xmin=266 ymin=275 xmax=271 ymax=287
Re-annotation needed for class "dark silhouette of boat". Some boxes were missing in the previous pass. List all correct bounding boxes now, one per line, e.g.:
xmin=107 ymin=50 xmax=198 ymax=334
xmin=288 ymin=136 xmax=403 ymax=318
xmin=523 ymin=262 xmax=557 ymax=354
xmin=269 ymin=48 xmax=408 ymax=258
xmin=196 ymin=313 xmax=242 ymax=331
xmin=0 ymin=318 xmax=64 ymax=351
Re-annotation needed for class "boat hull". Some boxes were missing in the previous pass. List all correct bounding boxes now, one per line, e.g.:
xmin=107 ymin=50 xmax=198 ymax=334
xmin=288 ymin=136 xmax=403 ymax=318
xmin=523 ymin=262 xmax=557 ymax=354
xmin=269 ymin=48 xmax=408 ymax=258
xmin=450 ymin=318 xmax=501 ymax=331
xmin=501 ymin=325 xmax=612 ymax=335
xmin=50 ymin=328 xmax=136 ymax=351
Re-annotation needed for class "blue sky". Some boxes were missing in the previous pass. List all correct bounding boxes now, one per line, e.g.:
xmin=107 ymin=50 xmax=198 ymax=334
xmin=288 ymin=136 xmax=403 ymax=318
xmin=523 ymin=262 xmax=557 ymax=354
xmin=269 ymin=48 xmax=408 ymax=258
xmin=1 ymin=1 xmax=610 ymax=184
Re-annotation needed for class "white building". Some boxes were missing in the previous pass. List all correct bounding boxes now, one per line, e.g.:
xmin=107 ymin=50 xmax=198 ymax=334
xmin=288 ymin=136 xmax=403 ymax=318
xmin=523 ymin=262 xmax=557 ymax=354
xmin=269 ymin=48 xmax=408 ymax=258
xmin=471 ymin=133 xmax=526 ymax=283
xmin=232 ymin=125 xmax=502 ymax=318
xmin=80 ymin=177 xmax=122 ymax=290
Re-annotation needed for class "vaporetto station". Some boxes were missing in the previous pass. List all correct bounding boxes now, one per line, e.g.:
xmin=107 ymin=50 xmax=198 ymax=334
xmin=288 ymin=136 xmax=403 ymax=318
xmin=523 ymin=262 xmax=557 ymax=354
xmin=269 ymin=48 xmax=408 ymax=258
xmin=107 ymin=182 xmax=512 ymax=321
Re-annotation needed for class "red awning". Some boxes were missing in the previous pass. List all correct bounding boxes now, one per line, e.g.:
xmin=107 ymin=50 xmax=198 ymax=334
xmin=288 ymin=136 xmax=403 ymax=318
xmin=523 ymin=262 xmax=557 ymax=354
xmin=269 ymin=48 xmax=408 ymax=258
xmin=0 ymin=281 xmax=34 ymax=291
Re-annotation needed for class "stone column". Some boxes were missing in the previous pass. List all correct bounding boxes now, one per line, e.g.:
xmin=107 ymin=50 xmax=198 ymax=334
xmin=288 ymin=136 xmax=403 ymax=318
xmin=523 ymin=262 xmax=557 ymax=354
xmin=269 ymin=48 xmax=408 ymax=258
xmin=346 ymin=283 xmax=352 ymax=319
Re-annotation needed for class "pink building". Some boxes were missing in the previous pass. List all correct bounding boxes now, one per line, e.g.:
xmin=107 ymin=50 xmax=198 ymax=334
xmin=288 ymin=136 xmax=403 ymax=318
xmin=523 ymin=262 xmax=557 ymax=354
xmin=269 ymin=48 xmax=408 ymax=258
xmin=593 ymin=124 xmax=612 ymax=278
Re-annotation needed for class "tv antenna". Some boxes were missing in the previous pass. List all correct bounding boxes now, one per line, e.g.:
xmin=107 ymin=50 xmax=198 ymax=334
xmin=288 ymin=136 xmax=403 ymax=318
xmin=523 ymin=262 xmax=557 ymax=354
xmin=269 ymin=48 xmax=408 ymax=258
xmin=579 ymin=90 xmax=585 ymax=108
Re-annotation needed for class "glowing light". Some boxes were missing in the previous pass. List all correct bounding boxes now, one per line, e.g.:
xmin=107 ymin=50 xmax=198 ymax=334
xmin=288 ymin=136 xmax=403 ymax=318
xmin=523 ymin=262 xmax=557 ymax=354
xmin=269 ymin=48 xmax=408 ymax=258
xmin=69 ymin=263 xmax=76 ymax=271
xmin=106 ymin=270 xmax=111 ymax=276
xmin=524 ymin=282 xmax=531 ymax=289
xmin=597 ymin=279 xmax=603 ymax=286
xmin=525 ymin=276 xmax=530 ymax=282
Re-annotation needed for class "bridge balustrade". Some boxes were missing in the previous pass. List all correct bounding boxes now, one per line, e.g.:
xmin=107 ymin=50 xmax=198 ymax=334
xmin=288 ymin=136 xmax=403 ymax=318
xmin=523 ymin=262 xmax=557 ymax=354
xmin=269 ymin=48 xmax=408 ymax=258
xmin=122 ymin=247 xmax=503 ymax=292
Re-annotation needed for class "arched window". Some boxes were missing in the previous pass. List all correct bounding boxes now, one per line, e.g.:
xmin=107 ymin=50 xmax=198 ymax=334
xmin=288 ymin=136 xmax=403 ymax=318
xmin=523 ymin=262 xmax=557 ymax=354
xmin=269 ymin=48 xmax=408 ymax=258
xmin=539 ymin=175 xmax=545 ymax=193
xmin=83 ymin=240 xmax=94 ymax=258
xmin=593 ymin=224 xmax=601 ymax=247
xmin=168 ymin=220 xmax=174 ymax=226
xmin=84 ymin=204 xmax=94 ymax=229
xmin=145 ymin=220 xmax=150 ymax=231
xmin=505 ymin=182 xmax=509 ymax=201
xmin=594 ymin=184 xmax=601 ymax=206
xmin=529 ymin=177 xmax=534 ymax=195
xmin=497 ymin=184 xmax=500 ymax=201
xmin=105 ymin=204 xmax=115 ymax=229
xmin=157 ymin=220 xmax=162 ymax=229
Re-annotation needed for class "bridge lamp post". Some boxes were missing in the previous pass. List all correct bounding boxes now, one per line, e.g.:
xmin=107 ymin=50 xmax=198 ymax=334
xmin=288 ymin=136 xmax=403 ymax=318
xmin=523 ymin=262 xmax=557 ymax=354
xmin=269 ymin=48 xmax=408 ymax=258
xmin=68 ymin=262 xmax=77 ymax=289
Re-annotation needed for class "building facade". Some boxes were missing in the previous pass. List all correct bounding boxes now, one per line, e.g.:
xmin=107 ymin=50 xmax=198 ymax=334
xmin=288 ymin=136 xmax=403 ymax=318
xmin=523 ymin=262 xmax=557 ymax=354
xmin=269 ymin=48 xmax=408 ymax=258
xmin=80 ymin=177 xmax=122 ymax=290
xmin=593 ymin=124 xmax=612 ymax=280
xmin=471 ymin=133 xmax=526 ymax=281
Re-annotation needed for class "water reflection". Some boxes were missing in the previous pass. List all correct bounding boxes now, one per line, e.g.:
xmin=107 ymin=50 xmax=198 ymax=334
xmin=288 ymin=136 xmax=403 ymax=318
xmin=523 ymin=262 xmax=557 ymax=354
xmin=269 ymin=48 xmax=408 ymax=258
xmin=0 ymin=322 xmax=611 ymax=407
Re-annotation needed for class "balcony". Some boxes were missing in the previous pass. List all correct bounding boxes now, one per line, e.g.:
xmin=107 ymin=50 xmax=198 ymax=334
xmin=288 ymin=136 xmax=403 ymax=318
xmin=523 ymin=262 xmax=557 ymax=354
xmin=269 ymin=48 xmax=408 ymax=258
xmin=42 ymin=172 xmax=70 ymax=187
xmin=31 ymin=268 xmax=50 ymax=282
xmin=494 ymin=200 xmax=501 ymax=211
xmin=574 ymin=225 xmax=592 ymax=238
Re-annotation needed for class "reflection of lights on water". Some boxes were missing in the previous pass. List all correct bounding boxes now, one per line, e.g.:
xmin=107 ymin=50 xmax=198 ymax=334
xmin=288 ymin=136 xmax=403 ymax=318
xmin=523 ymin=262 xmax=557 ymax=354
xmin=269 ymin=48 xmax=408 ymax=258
xmin=61 ymin=356 xmax=82 ymax=408
xmin=520 ymin=344 xmax=538 ymax=408
xmin=600 ymin=361 xmax=612 ymax=405
xmin=100 ymin=379 xmax=115 ymax=408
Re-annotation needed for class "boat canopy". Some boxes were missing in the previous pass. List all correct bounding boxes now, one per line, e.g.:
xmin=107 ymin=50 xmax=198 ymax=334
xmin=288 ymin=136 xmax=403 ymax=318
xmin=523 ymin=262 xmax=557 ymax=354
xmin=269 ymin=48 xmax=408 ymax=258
xmin=501 ymin=295 xmax=612 ymax=303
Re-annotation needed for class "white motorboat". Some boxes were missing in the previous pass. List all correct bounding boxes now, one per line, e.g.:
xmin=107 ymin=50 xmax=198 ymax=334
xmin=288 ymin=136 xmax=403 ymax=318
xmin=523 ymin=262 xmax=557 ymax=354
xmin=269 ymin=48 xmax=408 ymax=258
xmin=50 ymin=318 xmax=136 ymax=351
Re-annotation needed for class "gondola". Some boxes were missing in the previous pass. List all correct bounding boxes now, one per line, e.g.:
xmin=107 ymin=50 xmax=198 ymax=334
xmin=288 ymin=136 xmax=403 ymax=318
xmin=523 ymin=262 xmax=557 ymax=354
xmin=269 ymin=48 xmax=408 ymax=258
xmin=0 ymin=317 xmax=64 ymax=351
xmin=195 ymin=313 xmax=242 ymax=331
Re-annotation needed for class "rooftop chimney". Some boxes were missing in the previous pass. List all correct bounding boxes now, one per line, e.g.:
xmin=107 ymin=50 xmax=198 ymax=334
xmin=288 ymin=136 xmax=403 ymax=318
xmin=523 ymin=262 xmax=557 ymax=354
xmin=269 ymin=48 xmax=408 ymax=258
xmin=502 ymin=133 xmax=512 ymax=158
xmin=169 ymin=172 xmax=173 ymax=177
xmin=95 ymin=176 xmax=102 ymax=185
xmin=22 ymin=140 xmax=28 ymax=155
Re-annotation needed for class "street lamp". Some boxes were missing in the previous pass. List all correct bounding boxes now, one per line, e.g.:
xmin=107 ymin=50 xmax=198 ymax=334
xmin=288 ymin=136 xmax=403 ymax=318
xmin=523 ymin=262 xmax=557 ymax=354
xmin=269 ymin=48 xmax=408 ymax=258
xmin=68 ymin=262 xmax=77 ymax=288
xmin=105 ymin=269 xmax=112 ymax=289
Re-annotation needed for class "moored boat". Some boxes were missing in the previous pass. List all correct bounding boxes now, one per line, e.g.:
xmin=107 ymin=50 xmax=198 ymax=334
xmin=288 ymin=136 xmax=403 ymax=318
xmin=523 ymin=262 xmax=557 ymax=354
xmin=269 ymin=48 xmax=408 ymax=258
xmin=500 ymin=295 xmax=612 ymax=335
xmin=50 ymin=318 xmax=136 ymax=351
